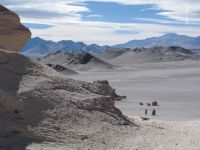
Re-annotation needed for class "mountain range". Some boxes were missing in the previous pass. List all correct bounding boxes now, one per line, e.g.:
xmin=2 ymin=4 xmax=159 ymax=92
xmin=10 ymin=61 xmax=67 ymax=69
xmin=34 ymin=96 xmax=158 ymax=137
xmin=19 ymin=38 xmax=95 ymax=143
xmin=21 ymin=33 xmax=200 ymax=57
xmin=39 ymin=46 xmax=200 ymax=73
xmin=115 ymin=33 xmax=200 ymax=49
xmin=99 ymin=46 xmax=200 ymax=65
xmin=21 ymin=37 xmax=107 ymax=57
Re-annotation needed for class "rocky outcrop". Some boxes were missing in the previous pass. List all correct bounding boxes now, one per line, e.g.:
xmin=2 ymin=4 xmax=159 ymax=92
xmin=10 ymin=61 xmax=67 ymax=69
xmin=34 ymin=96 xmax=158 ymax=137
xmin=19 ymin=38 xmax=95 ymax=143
xmin=69 ymin=52 xmax=93 ymax=64
xmin=90 ymin=80 xmax=127 ymax=101
xmin=0 ymin=49 xmax=133 ymax=149
xmin=46 ymin=63 xmax=78 ymax=75
xmin=0 ymin=5 xmax=31 ymax=52
xmin=41 ymin=51 xmax=114 ymax=71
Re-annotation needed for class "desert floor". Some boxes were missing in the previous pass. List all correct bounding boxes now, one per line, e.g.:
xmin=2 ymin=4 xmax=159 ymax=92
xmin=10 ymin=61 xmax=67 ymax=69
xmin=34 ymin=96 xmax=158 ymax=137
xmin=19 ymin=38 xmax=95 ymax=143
xmin=70 ymin=60 xmax=200 ymax=121
xmin=26 ymin=60 xmax=200 ymax=150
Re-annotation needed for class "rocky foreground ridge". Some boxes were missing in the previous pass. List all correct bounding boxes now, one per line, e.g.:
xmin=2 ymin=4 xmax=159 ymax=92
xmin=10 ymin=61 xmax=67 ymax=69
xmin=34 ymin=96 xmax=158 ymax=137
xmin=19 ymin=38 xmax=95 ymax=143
xmin=0 ymin=49 xmax=134 ymax=150
xmin=0 ymin=5 xmax=134 ymax=150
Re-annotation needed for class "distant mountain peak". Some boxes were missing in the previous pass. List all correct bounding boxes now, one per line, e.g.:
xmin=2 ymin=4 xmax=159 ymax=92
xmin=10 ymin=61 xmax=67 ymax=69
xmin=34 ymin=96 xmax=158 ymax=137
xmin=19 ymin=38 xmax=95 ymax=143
xmin=30 ymin=37 xmax=54 ymax=43
xmin=163 ymin=33 xmax=178 ymax=36
xmin=32 ymin=36 xmax=43 ymax=40
xmin=21 ymin=34 xmax=200 ymax=58
xmin=21 ymin=37 xmax=106 ymax=56
xmin=115 ymin=34 xmax=200 ymax=49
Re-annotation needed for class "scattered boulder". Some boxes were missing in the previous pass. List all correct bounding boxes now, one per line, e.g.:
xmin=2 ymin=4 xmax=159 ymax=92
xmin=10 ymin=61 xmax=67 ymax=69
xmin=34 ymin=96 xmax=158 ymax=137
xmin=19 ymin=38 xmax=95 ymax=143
xmin=152 ymin=101 xmax=159 ymax=106
xmin=147 ymin=103 xmax=151 ymax=106
xmin=80 ymin=135 xmax=88 ymax=141
xmin=139 ymin=102 xmax=143 ymax=105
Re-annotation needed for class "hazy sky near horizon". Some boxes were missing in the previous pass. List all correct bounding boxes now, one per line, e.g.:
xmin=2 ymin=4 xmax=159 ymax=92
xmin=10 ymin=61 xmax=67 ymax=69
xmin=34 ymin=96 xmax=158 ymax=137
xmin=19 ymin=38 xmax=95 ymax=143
xmin=1 ymin=0 xmax=200 ymax=45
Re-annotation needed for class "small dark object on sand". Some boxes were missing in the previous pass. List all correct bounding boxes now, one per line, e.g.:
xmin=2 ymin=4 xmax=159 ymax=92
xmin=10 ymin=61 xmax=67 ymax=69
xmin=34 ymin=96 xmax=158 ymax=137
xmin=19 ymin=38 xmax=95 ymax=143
xmin=139 ymin=102 xmax=143 ymax=105
xmin=152 ymin=101 xmax=159 ymax=106
xmin=81 ymin=135 xmax=88 ymax=141
xmin=152 ymin=109 xmax=156 ymax=116
xmin=145 ymin=109 xmax=147 ymax=115
xmin=147 ymin=103 xmax=151 ymax=106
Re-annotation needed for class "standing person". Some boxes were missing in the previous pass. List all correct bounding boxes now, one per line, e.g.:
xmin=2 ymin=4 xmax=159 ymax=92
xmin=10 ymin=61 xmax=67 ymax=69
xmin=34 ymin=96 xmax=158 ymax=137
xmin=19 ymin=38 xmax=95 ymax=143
xmin=152 ymin=109 xmax=156 ymax=116
xmin=145 ymin=109 xmax=147 ymax=115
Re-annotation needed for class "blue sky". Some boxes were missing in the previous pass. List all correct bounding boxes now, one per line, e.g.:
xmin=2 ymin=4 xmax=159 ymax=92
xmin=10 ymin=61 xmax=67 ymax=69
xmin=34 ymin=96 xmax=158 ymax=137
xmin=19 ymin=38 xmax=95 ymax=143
xmin=81 ymin=2 xmax=164 ymax=23
xmin=1 ymin=0 xmax=200 ymax=45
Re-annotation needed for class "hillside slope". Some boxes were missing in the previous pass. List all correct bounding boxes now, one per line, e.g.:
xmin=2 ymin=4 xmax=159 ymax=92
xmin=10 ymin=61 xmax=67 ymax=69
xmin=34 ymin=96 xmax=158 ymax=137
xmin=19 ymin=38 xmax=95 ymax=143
xmin=106 ymin=46 xmax=200 ymax=65
xmin=41 ymin=51 xmax=114 ymax=71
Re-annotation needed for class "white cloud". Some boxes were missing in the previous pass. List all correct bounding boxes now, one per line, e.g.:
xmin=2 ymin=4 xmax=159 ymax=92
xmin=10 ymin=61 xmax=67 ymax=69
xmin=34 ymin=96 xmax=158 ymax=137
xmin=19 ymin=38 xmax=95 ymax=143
xmin=1 ymin=0 xmax=200 ymax=45
xmin=79 ymin=0 xmax=200 ymax=23
xmin=2 ymin=0 xmax=200 ymax=23
xmin=133 ymin=18 xmax=200 ymax=26
xmin=87 ymin=14 xmax=102 ymax=18
xmin=30 ymin=21 xmax=200 ymax=45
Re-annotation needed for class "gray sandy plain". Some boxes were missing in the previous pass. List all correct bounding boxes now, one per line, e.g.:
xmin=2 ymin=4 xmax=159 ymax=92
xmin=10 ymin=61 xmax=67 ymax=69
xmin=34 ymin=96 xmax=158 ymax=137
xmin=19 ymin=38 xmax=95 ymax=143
xmin=37 ymin=46 xmax=200 ymax=150
xmin=70 ymin=60 xmax=200 ymax=121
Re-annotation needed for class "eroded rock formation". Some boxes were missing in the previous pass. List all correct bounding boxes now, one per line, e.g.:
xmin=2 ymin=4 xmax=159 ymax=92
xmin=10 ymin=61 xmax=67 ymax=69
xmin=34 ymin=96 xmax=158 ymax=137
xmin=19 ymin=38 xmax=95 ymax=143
xmin=0 ymin=49 xmax=133 ymax=149
xmin=0 ymin=5 xmax=31 ymax=52
xmin=0 ymin=5 xmax=133 ymax=150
